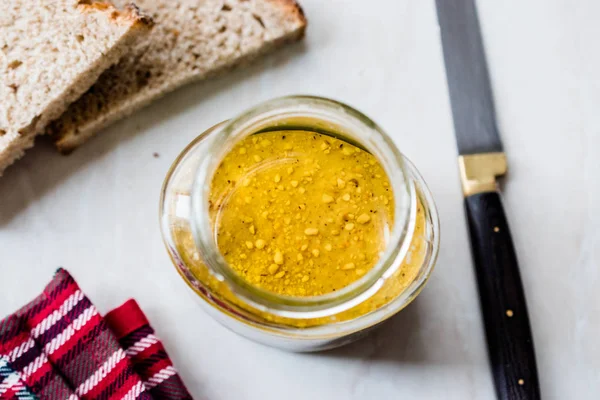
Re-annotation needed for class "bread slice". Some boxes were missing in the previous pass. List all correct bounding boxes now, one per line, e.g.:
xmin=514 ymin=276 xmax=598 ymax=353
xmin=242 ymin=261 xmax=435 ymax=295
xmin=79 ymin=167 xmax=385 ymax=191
xmin=49 ymin=0 xmax=307 ymax=153
xmin=0 ymin=0 xmax=151 ymax=175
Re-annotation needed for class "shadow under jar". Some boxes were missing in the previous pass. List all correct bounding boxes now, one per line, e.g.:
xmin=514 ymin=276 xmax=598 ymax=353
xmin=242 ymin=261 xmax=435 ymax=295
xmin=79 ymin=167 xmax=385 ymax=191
xmin=159 ymin=96 xmax=440 ymax=351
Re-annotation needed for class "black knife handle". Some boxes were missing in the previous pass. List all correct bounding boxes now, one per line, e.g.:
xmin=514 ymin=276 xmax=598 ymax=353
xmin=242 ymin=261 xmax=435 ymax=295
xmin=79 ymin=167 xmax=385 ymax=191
xmin=465 ymin=192 xmax=541 ymax=400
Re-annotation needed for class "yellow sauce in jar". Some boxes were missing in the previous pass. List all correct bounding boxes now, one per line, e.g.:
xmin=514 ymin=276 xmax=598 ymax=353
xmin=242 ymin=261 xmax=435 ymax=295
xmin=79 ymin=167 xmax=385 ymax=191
xmin=209 ymin=130 xmax=394 ymax=296
xmin=169 ymin=130 xmax=431 ymax=328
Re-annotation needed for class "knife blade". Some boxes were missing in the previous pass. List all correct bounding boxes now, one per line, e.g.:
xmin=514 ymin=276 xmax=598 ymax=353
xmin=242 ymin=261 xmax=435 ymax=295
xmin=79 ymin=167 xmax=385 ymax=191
xmin=436 ymin=0 xmax=501 ymax=155
xmin=435 ymin=1 xmax=541 ymax=399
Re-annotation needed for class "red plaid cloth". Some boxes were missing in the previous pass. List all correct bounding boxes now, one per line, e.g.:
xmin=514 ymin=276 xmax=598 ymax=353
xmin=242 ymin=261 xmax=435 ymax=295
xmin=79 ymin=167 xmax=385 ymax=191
xmin=0 ymin=269 xmax=192 ymax=400
xmin=0 ymin=313 xmax=76 ymax=400
xmin=106 ymin=301 xmax=191 ymax=400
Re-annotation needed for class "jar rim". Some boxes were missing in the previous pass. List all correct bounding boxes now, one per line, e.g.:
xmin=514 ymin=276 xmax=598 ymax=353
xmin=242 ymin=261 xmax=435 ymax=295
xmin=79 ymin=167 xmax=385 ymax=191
xmin=190 ymin=95 xmax=415 ymax=318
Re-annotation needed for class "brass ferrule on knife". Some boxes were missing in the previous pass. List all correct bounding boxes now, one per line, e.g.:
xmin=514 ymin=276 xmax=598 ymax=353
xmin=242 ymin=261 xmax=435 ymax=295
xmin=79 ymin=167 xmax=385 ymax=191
xmin=458 ymin=152 xmax=507 ymax=197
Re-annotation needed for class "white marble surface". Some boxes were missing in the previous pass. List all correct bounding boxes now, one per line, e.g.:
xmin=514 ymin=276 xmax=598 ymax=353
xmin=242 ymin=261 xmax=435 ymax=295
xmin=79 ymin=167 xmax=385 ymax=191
xmin=1 ymin=0 xmax=599 ymax=398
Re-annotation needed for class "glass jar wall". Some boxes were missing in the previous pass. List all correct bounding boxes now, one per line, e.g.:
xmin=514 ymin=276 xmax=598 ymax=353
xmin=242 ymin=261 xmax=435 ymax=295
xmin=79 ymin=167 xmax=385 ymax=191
xmin=159 ymin=96 xmax=439 ymax=351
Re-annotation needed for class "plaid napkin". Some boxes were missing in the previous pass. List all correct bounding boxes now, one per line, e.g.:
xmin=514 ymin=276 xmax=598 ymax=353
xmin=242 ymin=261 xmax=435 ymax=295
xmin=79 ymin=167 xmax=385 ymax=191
xmin=0 ymin=269 xmax=192 ymax=400
xmin=105 ymin=301 xmax=191 ymax=400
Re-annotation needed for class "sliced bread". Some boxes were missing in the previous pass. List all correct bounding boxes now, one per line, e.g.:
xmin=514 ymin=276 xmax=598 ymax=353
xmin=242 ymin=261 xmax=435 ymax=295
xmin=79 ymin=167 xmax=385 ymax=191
xmin=0 ymin=0 xmax=151 ymax=174
xmin=49 ymin=0 xmax=307 ymax=153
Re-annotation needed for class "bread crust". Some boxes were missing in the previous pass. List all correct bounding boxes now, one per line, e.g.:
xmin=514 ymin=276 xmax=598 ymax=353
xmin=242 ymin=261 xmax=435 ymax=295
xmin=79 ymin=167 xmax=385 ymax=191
xmin=51 ymin=0 xmax=308 ymax=154
xmin=77 ymin=1 xmax=154 ymax=28
xmin=0 ymin=0 xmax=153 ymax=174
xmin=267 ymin=0 xmax=307 ymax=28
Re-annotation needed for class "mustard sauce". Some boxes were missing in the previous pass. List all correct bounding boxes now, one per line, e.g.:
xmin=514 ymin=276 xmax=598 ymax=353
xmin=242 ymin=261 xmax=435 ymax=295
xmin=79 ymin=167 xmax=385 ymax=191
xmin=209 ymin=130 xmax=394 ymax=296
xmin=170 ymin=130 xmax=429 ymax=328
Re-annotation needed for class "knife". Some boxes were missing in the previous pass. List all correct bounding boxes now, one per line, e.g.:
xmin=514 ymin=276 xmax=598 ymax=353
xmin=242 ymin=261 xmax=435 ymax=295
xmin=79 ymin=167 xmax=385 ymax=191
xmin=434 ymin=1 xmax=541 ymax=399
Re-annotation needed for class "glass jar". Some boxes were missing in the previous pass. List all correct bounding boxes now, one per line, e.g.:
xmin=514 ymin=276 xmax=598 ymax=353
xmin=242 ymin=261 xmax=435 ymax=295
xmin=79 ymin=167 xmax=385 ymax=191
xmin=159 ymin=96 xmax=439 ymax=351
